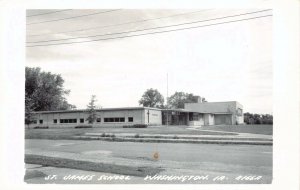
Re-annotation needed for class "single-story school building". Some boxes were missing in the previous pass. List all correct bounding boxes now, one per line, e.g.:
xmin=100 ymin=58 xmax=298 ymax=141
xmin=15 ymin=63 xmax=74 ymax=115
xmin=29 ymin=97 xmax=244 ymax=128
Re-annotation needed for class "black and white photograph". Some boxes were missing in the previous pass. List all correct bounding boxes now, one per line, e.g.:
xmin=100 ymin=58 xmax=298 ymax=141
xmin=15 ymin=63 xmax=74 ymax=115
xmin=24 ymin=8 xmax=273 ymax=184
xmin=0 ymin=0 xmax=299 ymax=189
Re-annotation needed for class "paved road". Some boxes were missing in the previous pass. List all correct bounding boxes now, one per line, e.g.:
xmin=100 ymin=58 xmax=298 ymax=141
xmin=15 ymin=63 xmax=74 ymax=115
xmin=25 ymin=139 xmax=272 ymax=184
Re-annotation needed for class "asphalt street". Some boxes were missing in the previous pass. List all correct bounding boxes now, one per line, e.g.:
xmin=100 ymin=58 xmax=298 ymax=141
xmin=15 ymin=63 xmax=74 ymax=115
xmin=25 ymin=139 xmax=272 ymax=184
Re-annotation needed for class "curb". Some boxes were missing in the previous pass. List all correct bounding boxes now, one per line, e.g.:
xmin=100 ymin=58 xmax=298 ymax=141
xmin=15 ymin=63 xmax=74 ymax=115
xmin=72 ymin=136 xmax=273 ymax=145
xmin=25 ymin=154 xmax=163 ymax=177
xmin=84 ymin=133 xmax=272 ymax=141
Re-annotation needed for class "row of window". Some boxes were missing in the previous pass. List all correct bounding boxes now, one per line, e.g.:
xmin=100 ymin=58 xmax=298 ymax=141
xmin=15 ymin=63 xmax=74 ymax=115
xmin=34 ymin=117 xmax=134 ymax=124
xmin=58 ymin=119 xmax=78 ymax=123
xmin=32 ymin=120 xmax=41 ymax=124
xmin=104 ymin=117 xmax=125 ymax=122
xmin=103 ymin=117 xmax=134 ymax=122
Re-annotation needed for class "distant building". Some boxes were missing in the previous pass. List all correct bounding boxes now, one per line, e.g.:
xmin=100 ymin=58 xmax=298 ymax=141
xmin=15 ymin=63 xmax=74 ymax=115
xmin=28 ymin=99 xmax=243 ymax=128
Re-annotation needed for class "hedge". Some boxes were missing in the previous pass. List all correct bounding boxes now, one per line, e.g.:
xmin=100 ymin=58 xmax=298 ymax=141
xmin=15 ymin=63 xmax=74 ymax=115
xmin=74 ymin=125 xmax=93 ymax=128
xmin=123 ymin=124 xmax=147 ymax=128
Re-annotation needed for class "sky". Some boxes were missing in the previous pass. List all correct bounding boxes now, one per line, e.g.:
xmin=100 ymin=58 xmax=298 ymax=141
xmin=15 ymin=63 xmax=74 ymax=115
xmin=26 ymin=9 xmax=272 ymax=114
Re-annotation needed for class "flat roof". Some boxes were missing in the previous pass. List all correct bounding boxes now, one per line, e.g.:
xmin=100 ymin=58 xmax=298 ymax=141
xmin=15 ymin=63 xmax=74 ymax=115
xmin=185 ymin=101 xmax=237 ymax=104
xmin=185 ymin=101 xmax=243 ymax=107
xmin=32 ymin=106 xmax=236 ymax=115
xmin=33 ymin=106 xmax=162 ymax=114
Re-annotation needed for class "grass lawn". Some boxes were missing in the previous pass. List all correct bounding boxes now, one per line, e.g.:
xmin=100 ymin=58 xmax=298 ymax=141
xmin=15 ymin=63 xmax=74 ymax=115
xmin=25 ymin=126 xmax=237 ymax=140
xmin=201 ymin=125 xmax=273 ymax=135
xmin=25 ymin=124 xmax=272 ymax=140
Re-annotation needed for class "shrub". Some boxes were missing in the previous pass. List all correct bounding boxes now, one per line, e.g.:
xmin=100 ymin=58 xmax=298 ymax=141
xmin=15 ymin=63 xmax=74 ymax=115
xmin=99 ymin=133 xmax=116 ymax=138
xmin=173 ymin=135 xmax=179 ymax=139
xmin=74 ymin=125 xmax=92 ymax=128
xmin=134 ymin=134 xmax=140 ymax=138
xmin=33 ymin=126 xmax=49 ymax=129
xmin=135 ymin=124 xmax=147 ymax=128
xmin=244 ymin=112 xmax=273 ymax=125
xmin=123 ymin=124 xmax=148 ymax=128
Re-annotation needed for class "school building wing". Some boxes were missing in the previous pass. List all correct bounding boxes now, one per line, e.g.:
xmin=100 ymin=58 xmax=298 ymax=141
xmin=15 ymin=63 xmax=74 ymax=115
xmin=28 ymin=100 xmax=243 ymax=128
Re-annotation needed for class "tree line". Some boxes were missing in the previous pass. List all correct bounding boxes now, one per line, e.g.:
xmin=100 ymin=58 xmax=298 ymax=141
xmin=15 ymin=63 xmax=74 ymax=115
xmin=138 ymin=88 xmax=207 ymax=109
xmin=244 ymin=112 xmax=273 ymax=124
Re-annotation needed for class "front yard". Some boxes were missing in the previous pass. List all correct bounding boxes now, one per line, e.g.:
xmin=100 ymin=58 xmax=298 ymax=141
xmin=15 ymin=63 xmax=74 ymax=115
xmin=25 ymin=124 xmax=272 ymax=140
xmin=201 ymin=125 xmax=273 ymax=135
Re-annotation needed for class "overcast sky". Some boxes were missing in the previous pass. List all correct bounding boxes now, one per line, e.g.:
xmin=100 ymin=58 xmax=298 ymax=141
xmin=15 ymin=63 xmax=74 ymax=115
xmin=26 ymin=9 xmax=272 ymax=114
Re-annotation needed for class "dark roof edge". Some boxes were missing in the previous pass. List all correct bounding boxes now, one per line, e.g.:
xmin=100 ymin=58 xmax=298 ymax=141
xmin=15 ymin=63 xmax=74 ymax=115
xmin=33 ymin=107 xmax=162 ymax=114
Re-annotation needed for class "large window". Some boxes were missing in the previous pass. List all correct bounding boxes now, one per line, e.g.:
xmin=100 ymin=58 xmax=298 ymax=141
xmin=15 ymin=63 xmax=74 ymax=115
xmin=104 ymin=117 xmax=125 ymax=123
xmin=128 ymin=117 xmax=133 ymax=122
xmin=60 ymin=119 xmax=77 ymax=123
xmin=189 ymin=113 xmax=200 ymax=121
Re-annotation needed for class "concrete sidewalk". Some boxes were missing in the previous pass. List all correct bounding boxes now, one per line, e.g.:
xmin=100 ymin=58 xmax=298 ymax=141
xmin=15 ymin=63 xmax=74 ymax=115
xmin=85 ymin=132 xmax=272 ymax=140
xmin=74 ymin=132 xmax=273 ymax=145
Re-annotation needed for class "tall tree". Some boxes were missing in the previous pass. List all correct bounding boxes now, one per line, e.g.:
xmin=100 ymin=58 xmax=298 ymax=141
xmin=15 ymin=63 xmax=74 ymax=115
xmin=25 ymin=92 xmax=36 ymax=128
xmin=86 ymin=95 xmax=97 ymax=124
xmin=139 ymin=88 xmax=164 ymax=108
xmin=168 ymin=92 xmax=203 ymax=109
xmin=25 ymin=67 xmax=75 ymax=111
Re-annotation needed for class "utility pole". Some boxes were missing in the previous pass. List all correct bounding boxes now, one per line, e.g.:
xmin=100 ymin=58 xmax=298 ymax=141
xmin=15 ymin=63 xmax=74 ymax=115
xmin=166 ymin=73 xmax=168 ymax=127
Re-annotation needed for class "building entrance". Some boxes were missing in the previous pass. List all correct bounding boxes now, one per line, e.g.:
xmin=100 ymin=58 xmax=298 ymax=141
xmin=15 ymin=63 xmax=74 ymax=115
xmin=162 ymin=110 xmax=188 ymax=125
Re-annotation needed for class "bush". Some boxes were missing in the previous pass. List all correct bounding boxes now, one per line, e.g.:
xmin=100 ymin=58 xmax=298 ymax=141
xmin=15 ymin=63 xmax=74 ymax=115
xmin=244 ymin=112 xmax=273 ymax=125
xmin=134 ymin=134 xmax=140 ymax=138
xmin=33 ymin=126 xmax=49 ymax=129
xmin=100 ymin=133 xmax=116 ymax=138
xmin=74 ymin=125 xmax=92 ymax=128
xmin=123 ymin=124 xmax=148 ymax=128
